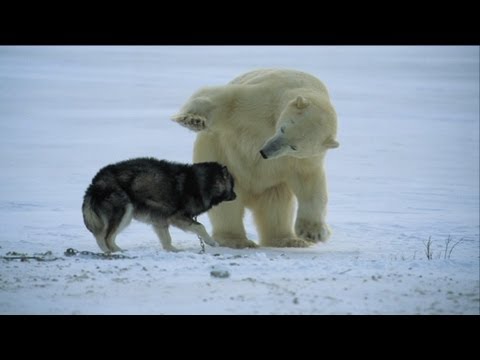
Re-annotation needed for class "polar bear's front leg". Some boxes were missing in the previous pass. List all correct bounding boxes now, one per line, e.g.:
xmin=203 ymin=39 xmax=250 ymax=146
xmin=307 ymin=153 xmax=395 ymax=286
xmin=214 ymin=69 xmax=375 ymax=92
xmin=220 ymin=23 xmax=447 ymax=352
xmin=172 ymin=113 xmax=207 ymax=132
xmin=251 ymin=184 xmax=311 ymax=248
xmin=295 ymin=218 xmax=331 ymax=243
xmin=172 ymin=85 xmax=243 ymax=132
xmin=209 ymin=199 xmax=258 ymax=249
xmin=291 ymin=168 xmax=332 ymax=243
xmin=171 ymin=96 xmax=212 ymax=132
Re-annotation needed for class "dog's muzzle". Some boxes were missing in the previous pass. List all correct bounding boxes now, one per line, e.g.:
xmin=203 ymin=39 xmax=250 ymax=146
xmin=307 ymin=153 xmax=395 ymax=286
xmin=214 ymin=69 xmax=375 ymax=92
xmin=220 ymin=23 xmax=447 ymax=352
xmin=226 ymin=191 xmax=237 ymax=201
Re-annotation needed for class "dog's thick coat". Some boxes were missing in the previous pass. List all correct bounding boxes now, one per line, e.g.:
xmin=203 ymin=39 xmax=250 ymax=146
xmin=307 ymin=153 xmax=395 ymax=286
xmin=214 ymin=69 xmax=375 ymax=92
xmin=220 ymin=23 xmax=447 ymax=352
xmin=82 ymin=158 xmax=236 ymax=252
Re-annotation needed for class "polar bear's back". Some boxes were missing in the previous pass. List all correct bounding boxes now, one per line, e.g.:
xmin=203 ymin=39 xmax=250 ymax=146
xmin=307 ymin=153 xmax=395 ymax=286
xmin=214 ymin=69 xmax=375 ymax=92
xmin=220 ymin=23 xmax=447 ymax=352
xmin=229 ymin=68 xmax=328 ymax=94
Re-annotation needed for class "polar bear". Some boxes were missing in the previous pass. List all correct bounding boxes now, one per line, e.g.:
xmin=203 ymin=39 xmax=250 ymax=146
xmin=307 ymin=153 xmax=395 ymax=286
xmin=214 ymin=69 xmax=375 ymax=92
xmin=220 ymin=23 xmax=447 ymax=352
xmin=172 ymin=69 xmax=339 ymax=248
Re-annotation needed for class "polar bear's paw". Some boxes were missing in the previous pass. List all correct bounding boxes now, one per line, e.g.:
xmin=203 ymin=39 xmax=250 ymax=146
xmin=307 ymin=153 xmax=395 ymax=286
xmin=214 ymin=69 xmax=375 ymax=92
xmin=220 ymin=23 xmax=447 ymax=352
xmin=295 ymin=219 xmax=331 ymax=243
xmin=263 ymin=237 xmax=312 ymax=248
xmin=171 ymin=113 xmax=207 ymax=132
xmin=214 ymin=236 xmax=258 ymax=249
xmin=164 ymin=245 xmax=181 ymax=252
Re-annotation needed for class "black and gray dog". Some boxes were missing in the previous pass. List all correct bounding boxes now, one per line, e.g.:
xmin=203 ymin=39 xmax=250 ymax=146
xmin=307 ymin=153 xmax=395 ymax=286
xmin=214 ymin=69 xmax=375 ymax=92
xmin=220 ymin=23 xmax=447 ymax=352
xmin=82 ymin=158 xmax=236 ymax=252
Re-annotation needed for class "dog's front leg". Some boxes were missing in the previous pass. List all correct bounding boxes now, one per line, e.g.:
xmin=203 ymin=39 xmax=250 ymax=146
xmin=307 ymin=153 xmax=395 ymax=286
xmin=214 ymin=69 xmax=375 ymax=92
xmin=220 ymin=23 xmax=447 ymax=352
xmin=192 ymin=220 xmax=218 ymax=247
xmin=153 ymin=224 xmax=179 ymax=252
xmin=171 ymin=216 xmax=218 ymax=247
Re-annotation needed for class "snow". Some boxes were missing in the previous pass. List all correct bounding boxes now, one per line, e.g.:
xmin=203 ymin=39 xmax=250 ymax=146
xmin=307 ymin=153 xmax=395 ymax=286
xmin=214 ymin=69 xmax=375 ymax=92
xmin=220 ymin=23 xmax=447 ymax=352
xmin=0 ymin=46 xmax=478 ymax=314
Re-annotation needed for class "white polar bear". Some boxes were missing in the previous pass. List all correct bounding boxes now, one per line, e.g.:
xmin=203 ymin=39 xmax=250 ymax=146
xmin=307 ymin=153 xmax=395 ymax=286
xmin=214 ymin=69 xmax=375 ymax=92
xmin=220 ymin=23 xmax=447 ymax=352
xmin=172 ymin=69 xmax=339 ymax=248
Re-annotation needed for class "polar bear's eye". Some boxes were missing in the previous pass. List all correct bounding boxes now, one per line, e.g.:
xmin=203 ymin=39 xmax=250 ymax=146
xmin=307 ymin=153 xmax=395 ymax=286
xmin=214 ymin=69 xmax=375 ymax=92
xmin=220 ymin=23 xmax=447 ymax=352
xmin=290 ymin=145 xmax=297 ymax=151
xmin=280 ymin=126 xmax=285 ymax=134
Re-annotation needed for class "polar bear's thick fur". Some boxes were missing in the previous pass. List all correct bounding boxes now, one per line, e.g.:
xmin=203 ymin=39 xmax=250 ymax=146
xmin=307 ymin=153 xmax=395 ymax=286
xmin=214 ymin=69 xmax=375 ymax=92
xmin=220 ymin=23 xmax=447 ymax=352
xmin=172 ymin=69 xmax=339 ymax=248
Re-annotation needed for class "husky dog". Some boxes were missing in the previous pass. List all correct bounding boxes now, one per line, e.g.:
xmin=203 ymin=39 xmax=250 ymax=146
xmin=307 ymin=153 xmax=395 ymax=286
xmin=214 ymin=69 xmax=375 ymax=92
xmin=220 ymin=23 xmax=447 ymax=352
xmin=82 ymin=158 xmax=236 ymax=252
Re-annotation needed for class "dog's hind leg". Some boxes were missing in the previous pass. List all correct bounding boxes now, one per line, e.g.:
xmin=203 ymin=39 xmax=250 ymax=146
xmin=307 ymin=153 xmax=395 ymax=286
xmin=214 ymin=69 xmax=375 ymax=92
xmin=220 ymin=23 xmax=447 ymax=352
xmin=83 ymin=194 xmax=110 ymax=252
xmin=104 ymin=204 xmax=133 ymax=252
xmin=170 ymin=216 xmax=218 ymax=247
xmin=152 ymin=223 xmax=179 ymax=252
xmin=94 ymin=234 xmax=110 ymax=253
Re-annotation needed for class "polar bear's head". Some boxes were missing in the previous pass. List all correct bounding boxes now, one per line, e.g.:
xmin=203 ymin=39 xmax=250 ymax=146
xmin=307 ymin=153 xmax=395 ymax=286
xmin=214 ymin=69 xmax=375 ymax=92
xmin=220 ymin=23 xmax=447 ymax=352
xmin=259 ymin=95 xmax=339 ymax=160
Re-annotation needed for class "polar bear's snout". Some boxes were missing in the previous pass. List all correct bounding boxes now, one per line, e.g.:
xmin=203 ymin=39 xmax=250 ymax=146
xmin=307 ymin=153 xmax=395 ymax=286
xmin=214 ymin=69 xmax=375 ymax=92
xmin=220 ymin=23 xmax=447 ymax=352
xmin=260 ymin=135 xmax=287 ymax=160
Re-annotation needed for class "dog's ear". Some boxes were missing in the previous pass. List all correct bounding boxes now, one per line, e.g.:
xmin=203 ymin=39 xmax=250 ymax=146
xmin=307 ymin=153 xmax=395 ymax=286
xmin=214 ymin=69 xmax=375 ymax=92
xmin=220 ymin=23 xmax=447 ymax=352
xmin=222 ymin=166 xmax=230 ymax=178
xmin=222 ymin=166 xmax=232 ymax=180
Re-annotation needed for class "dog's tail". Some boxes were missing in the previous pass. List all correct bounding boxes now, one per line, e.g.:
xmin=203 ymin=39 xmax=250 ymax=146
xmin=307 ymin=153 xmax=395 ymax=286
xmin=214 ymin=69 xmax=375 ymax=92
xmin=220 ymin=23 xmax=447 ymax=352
xmin=82 ymin=191 xmax=110 ymax=253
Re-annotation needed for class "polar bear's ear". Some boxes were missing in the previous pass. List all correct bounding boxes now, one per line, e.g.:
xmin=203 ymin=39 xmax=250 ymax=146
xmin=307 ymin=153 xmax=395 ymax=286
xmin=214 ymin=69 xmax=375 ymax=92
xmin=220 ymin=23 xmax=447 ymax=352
xmin=323 ymin=137 xmax=340 ymax=149
xmin=295 ymin=96 xmax=309 ymax=109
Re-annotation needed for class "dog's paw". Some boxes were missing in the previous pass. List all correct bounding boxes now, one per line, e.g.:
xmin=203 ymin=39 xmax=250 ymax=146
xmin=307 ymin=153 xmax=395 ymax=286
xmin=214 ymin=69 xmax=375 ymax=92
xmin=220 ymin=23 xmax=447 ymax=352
xmin=295 ymin=219 xmax=331 ymax=243
xmin=171 ymin=113 xmax=207 ymax=132
xmin=108 ymin=244 xmax=123 ymax=252
xmin=203 ymin=237 xmax=219 ymax=247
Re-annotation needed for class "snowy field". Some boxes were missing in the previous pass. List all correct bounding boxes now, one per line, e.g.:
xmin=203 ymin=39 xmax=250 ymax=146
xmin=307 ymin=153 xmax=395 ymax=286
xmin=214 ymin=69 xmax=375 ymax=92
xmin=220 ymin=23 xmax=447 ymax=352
xmin=0 ymin=46 xmax=478 ymax=314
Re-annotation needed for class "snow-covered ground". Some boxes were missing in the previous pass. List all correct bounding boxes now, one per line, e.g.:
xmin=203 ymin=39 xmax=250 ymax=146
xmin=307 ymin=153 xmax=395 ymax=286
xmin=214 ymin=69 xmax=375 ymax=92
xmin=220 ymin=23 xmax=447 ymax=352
xmin=0 ymin=46 xmax=478 ymax=314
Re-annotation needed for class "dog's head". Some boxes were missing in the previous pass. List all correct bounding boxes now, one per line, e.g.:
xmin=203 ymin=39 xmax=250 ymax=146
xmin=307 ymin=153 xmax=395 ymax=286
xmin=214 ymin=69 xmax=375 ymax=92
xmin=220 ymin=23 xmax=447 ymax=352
xmin=195 ymin=162 xmax=237 ymax=206
xmin=214 ymin=165 xmax=236 ymax=202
